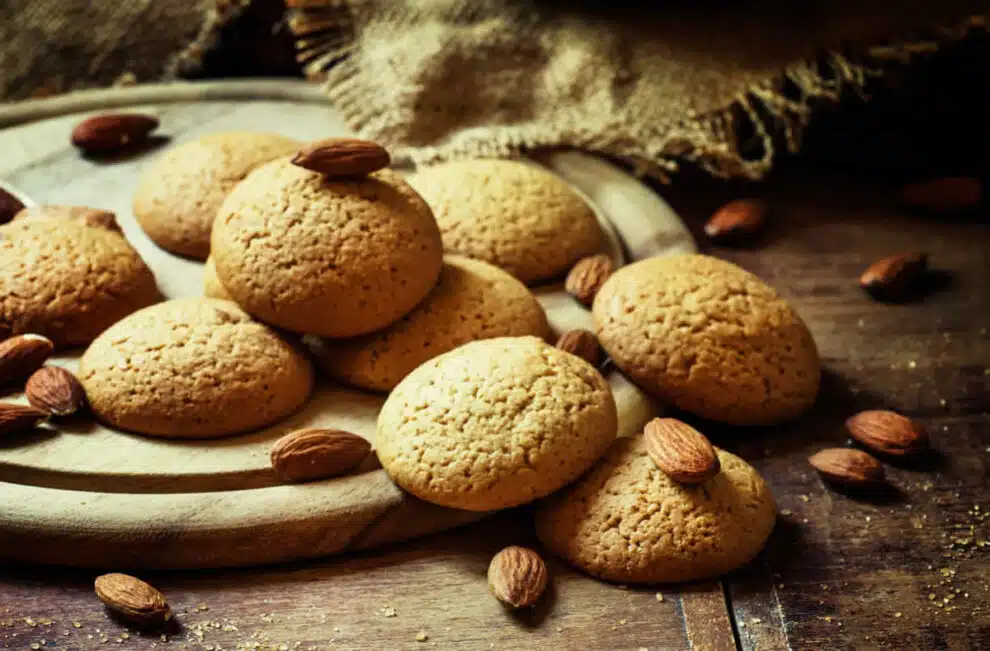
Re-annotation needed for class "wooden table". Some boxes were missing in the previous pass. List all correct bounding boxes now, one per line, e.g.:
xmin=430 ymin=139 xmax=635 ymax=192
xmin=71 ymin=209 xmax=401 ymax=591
xmin=1 ymin=163 xmax=987 ymax=650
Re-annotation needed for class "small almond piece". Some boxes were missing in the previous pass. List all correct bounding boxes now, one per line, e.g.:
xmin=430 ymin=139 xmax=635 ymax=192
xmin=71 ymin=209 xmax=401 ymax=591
xmin=71 ymin=113 xmax=159 ymax=154
xmin=0 ymin=403 xmax=49 ymax=437
xmin=809 ymin=448 xmax=885 ymax=488
xmin=487 ymin=546 xmax=548 ymax=609
xmin=901 ymin=177 xmax=982 ymax=213
xmin=0 ymin=334 xmax=55 ymax=384
xmin=859 ymin=252 xmax=928 ymax=301
xmin=0 ymin=186 xmax=25 ymax=224
xmin=556 ymin=329 xmax=603 ymax=366
xmin=270 ymin=428 xmax=372 ymax=482
xmin=26 ymin=366 xmax=86 ymax=416
xmin=291 ymin=138 xmax=390 ymax=177
xmin=14 ymin=204 xmax=121 ymax=232
xmin=565 ymin=254 xmax=614 ymax=306
xmin=643 ymin=417 xmax=720 ymax=484
xmin=94 ymin=573 xmax=171 ymax=626
xmin=704 ymin=199 xmax=767 ymax=243
xmin=845 ymin=410 xmax=927 ymax=456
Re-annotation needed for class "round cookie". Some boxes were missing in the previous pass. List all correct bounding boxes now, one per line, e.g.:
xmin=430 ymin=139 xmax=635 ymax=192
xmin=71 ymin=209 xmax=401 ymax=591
xmin=212 ymin=159 xmax=443 ymax=338
xmin=593 ymin=254 xmax=820 ymax=425
xmin=376 ymin=336 xmax=617 ymax=511
xmin=202 ymin=256 xmax=234 ymax=301
xmin=535 ymin=435 xmax=777 ymax=584
xmin=407 ymin=159 xmax=604 ymax=285
xmin=0 ymin=218 xmax=158 ymax=346
xmin=307 ymin=255 xmax=550 ymax=392
xmin=133 ymin=132 xmax=301 ymax=259
xmin=79 ymin=298 xmax=313 ymax=438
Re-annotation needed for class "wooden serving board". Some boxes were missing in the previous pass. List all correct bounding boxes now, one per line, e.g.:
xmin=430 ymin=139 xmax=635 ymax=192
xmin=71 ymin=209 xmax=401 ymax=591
xmin=0 ymin=80 xmax=695 ymax=570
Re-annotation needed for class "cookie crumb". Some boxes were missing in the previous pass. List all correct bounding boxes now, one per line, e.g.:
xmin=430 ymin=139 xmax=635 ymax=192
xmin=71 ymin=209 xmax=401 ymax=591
xmin=655 ymin=593 xmax=664 ymax=602
xmin=381 ymin=605 xmax=397 ymax=618
xmin=415 ymin=631 xmax=428 ymax=642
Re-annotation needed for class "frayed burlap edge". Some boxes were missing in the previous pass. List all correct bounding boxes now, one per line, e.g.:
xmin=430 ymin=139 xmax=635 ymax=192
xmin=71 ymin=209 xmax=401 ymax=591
xmin=290 ymin=5 xmax=988 ymax=181
xmin=167 ymin=0 xmax=258 ymax=79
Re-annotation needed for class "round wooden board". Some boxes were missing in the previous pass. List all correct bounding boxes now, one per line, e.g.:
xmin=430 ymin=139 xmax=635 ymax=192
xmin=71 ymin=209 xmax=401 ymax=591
xmin=0 ymin=80 xmax=695 ymax=569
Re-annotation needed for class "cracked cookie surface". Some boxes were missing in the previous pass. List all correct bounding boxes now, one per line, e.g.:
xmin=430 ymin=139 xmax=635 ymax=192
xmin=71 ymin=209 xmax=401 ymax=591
xmin=307 ymin=255 xmax=549 ymax=392
xmin=212 ymin=159 xmax=443 ymax=338
xmin=535 ymin=435 xmax=776 ymax=584
xmin=376 ymin=336 xmax=617 ymax=511
xmin=133 ymin=132 xmax=301 ymax=260
xmin=0 ymin=218 xmax=158 ymax=346
xmin=593 ymin=254 xmax=820 ymax=425
xmin=407 ymin=159 xmax=604 ymax=285
xmin=79 ymin=297 xmax=313 ymax=438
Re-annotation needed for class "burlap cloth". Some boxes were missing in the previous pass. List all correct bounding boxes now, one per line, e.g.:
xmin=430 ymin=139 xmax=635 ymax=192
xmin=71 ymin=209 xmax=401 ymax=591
xmin=2 ymin=0 xmax=989 ymax=180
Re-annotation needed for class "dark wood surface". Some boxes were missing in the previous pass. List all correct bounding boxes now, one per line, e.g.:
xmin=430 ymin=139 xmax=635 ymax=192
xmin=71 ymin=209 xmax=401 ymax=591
xmin=1 ymin=164 xmax=988 ymax=650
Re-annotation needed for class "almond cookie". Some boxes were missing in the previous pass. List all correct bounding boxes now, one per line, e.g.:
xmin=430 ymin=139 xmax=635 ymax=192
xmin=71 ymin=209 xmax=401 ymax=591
xmin=376 ymin=336 xmax=617 ymax=511
xmin=79 ymin=298 xmax=313 ymax=438
xmin=593 ymin=254 xmax=820 ymax=425
xmin=212 ymin=159 xmax=443 ymax=338
xmin=133 ymin=132 xmax=301 ymax=259
xmin=307 ymin=255 xmax=550 ymax=392
xmin=0 ymin=218 xmax=158 ymax=346
xmin=535 ymin=435 xmax=776 ymax=584
xmin=407 ymin=159 xmax=604 ymax=285
xmin=202 ymin=256 xmax=233 ymax=301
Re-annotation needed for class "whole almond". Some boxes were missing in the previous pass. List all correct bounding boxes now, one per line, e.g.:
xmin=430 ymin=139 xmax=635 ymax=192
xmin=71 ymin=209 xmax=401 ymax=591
xmin=0 ymin=403 xmax=49 ymax=437
xmin=0 ymin=186 xmax=25 ymax=224
xmin=0 ymin=334 xmax=55 ymax=384
xmin=643 ymin=417 xmax=720 ymax=484
xmin=26 ymin=366 xmax=86 ymax=416
xmin=487 ymin=546 xmax=548 ymax=609
xmin=94 ymin=573 xmax=171 ymax=626
xmin=270 ymin=428 xmax=372 ymax=482
xmin=14 ymin=204 xmax=121 ymax=232
xmin=565 ymin=254 xmax=614 ymax=306
xmin=809 ymin=448 xmax=885 ymax=488
xmin=555 ymin=329 xmax=603 ymax=366
xmin=901 ymin=177 xmax=981 ymax=213
xmin=704 ymin=199 xmax=767 ymax=243
xmin=71 ymin=113 xmax=159 ymax=154
xmin=859 ymin=252 xmax=927 ymax=301
xmin=291 ymin=138 xmax=390 ymax=177
xmin=845 ymin=410 xmax=927 ymax=457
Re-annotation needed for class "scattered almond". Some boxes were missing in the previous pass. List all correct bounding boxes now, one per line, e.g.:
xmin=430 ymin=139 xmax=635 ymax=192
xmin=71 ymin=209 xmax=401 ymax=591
xmin=0 ymin=334 xmax=55 ymax=384
xmin=487 ymin=546 xmax=548 ymax=609
xmin=26 ymin=366 xmax=86 ymax=416
xmin=565 ymin=254 xmax=614 ymax=306
xmin=845 ymin=410 xmax=927 ymax=457
xmin=809 ymin=448 xmax=885 ymax=488
xmin=0 ymin=403 xmax=49 ymax=437
xmin=556 ymin=329 xmax=603 ymax=366
xmin=94 ymin=573 xmax=171 ymax=626
xmin=901 ymin=177 xmax=982 ymax=213
xmin=704 ymin=199 xmax=767 ymax=243
xmin=643 ymin=417 xmax=720 ymax=484
xmin=71 ymin=113 xmax=159 ymax=154
xmin=859 ymin=252 xmax=928 ymax=301
xmin=291 ymin=138 xmax=391 ymax=177
xmin=0 ymin=186 xmax=25 ymax=224
xmin=270 ymin=428 xmax=372 ymax=482
xmin=14 ymin=204 xmax=121 ymax=232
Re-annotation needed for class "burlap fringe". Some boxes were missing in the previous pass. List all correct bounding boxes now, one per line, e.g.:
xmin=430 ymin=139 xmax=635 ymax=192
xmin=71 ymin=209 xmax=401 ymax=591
xmin=288 ymin=5 xmax=989 ymax=181
xmin=167 ymin=0 xmax=257 ymax=79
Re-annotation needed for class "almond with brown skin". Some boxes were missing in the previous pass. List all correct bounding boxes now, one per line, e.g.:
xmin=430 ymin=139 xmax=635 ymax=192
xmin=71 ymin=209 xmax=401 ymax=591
xmin=555 ymin=329 xmax=603 ymax=366
xmin=71 ymin=113 xmax=159 ymax=154
xmin=487 ymin=546 xmax=548 ymax=609
xmin=14 ymin=204 xmax=121 ymax=232
xmin=270 ymin=428 xmax=372 ymax=482
xmin=901 ymin=177 xmax=982 ymax=213
xmin=565 ymin=254 xmax=614 ymax=306
xmin=845 ymin=410 xmax=927 ymax=457
xmin=94 ymin=573 xmax=171 ymax=626
xmin=809 ymin=448 xmax=885 ymax=488
xmin=704 ymin=199 xmax=767 ymax=243
xmin=643 ymin=417 xmax=720 ymax=484
xmin=0 ymin=403 xmax=49 ymax=437
xmin=0 ymin=334 xmax=55 ymax=384
xmin=26 ymin=366 xmax=86 ymax=416
xmin=859 ymin=252 xmax=928 ymax=301
xmin=291 ymin=138 xmax=391 ymax=177
xmin=0 ymin=187 xmax=25 ymax=224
